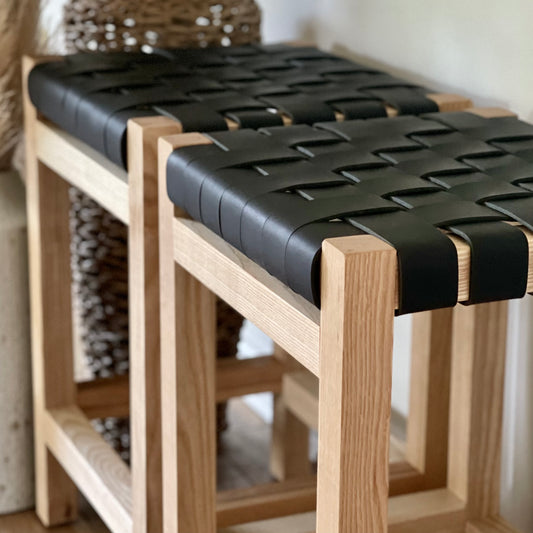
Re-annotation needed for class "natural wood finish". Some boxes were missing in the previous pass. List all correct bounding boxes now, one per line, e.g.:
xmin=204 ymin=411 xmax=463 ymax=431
xmin=219 ymin=513 xmax=316 ymax=533
xmin=388 ymin=489 xmax=465 ymax=533
xmin=76 ymin=355 xmax=283 ymax=419
xmin=34 ymin=120 xmax=128 ymax=224
xmin=216 ymin=355 xmax=284 ymax=402
xmin=23 ymin=56 xmax=78 ymax=527
xmin=467 ymin=107 xmax=517 ymax=118
xmin=223 ymin=488 xmax=467 ymax=533
xmin=159 ymin=137 xmax=217 ymax=533
xmin=406 ymin=308 xmax=453 ymax=489
xmin=216 ymin=477 xmax=317 ymax=528
xmin=218 ymin=489 xmax=466 ymax=533
xmin=1 ymin=490 xmax=469 ymax=533
xmin=448 ymin=301 xmax=508 ymax=519
xmin=44 ymin=406 xmax=132 ymax=533
xmin=282 ymin=370 xmax=319 ymax=431
xmin=172 ymin=215 xmax=321 ymax=374
xmin=388 ymin=461 xmax=427 ymax=496
xmin=269 ymin=345 xmax=311 ymax=481
xmin=467 ymin=516 xmax=523 ymax=533
xmin=128 ymin=117 xmax=181 ymax=533
xmin=316 ymin=236 xmax=396 ymax=533
xmin=427 ymin=93 xmax=473 ymax=112
xmin=76 ymin=375 xmax=130 ymax=419
xmin=281 ymin=371 xmax=406 ymax=463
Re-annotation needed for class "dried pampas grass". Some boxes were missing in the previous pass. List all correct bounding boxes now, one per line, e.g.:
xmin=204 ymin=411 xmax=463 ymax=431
xmin=0 ymin=0 xmax=39 ymax=170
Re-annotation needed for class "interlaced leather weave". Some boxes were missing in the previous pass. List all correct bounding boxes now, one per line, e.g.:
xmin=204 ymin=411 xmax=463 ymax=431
xmin=28 ymin=44 xmax=439 ymax=168
xmin=167 ymin=112 xmax=533 ymax=314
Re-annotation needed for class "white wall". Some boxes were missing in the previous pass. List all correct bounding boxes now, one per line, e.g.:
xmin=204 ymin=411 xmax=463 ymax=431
xmin=256 ymin=0 xmax=533 ymax=530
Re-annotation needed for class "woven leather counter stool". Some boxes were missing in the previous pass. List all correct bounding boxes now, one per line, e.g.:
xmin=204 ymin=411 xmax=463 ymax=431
xmin=158 ymin=108 xmax=533 ymax=533
xmin=23 ymin=43 xmax=471 ymax=533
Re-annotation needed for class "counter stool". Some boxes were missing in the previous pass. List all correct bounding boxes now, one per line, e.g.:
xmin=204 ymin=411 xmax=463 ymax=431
xmin=158 ymin=108 xmax=533 ymax=533
xmin=23 ymin=43 xmax=471 ymax=533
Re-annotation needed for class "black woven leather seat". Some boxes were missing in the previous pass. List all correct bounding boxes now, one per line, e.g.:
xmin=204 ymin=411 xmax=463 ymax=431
xmin=166 ymin=112 xmax=533 ymax=314
xmin=28 ymin=44 xmax=440 ymax=168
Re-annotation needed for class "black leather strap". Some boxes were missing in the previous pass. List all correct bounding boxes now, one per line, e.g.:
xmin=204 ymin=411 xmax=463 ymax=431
xmin=29 ymin=44 xmax=442 ymax=168
xmin=167 ymin=112 xmax=532 ymax=313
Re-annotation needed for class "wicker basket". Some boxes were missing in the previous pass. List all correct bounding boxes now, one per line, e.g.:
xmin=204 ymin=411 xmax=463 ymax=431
xmin=64 ymin=0 xmax=261 ymax=461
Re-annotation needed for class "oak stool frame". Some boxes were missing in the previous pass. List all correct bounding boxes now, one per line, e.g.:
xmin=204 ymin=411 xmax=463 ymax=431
xmin=157 ymin=109 xmax=532 ymax=532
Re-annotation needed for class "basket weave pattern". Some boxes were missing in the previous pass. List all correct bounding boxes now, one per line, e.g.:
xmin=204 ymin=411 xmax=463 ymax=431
xmin=64 ymin=0 xmax=260 ymax=461
xmin=64 ymin=0 xmax=261 ymax=52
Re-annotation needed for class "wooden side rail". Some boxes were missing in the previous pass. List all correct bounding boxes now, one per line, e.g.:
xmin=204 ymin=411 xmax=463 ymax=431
xmin=76 ymin=355 xmax=285 ymax=420
xmin=77 ymin=375 xmax=130 ymax=420
xmin=216 ymin=355 xmax=284 ymax=402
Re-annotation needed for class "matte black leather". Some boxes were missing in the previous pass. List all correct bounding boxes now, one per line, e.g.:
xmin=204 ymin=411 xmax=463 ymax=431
xmin=28 ymin=44 xmax=439 ymax=168
xmin=167 ymin=113 xmax=533 ymax=314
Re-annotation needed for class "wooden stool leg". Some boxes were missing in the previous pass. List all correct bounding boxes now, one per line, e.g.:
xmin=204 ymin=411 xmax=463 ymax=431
xmin=159 ymin=138 xmax=217 ymax=533
xmin=128 ymin=118 xmax=180 ymax=533
xmin=24 ymin=57 xmax=78 ymax=526
xmin=448 ymin=301 xmax=508 ymax=527
xmin=270 ymin=345 xmax=311 ymax=481
xmin=316 ymin=236 xmax=396 ymax=533
xmin=407 ymin=308 xmax=453 ymax=488
xmin=26 ymin=160 xmax=78 ymax=526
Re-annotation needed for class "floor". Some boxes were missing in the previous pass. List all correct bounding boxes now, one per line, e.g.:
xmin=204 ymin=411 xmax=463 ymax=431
xmin=0 ymin=398 xmax=276 ymax=533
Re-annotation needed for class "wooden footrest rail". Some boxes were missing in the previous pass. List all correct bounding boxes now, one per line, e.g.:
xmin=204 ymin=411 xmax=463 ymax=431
xmin=44 ymin=404 xmax=448 ymax=533
xmin=43 ymin=406 xmax=132 ymax=533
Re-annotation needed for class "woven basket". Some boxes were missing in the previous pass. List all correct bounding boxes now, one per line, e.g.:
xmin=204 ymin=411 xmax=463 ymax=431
xmin=64 ymin=0 xmax=261 ymax=461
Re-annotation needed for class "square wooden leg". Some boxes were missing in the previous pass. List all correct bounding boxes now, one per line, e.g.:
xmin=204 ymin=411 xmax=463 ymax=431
xmin=316 ymin=236 xmax=397 ymax=533
xmin=128 ymin=117 xmax=180 ymax=533
xmin=407 ymin=308 xmax=453 ymax=489
xmin=26 ymin=158 xmax=78 ymax=526
xmin=159 ymin=137 xmax=217 ymax=533
xmin=448 ymin=301 xmax=508 ymax=520
xmin=24 ymin=56 xmax=78 ymax=526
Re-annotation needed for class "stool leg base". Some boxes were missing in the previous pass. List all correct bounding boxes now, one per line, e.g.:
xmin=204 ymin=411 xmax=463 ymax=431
xmin=159 ymin=136 xmax=217 ymax=533
xmin=26 ymin=161 xmax=78 ymax=526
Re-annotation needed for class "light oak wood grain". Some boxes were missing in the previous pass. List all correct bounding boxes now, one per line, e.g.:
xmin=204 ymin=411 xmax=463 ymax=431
xmin=23 ymin=56 xmax=78 ymax=527
xmin=76 ymin=356 xmax=284 ymax=419
xmin=467 ymin=516 xmax=523 ymax=533
xmin=316 ymin=236 xmax=396 ymax=533
xmin=128 ymin=117 xmax=181 ymax=533
xmin=76 ymin=375 xmax=130 ymax=420
xmin=406 ymin=308 xmax=453 ymax=489
xmin=35 ymin=120 xmax=128 ymax=224
xmin=269 ymin=346 xmax=311 ymax=481
xmin=216 ymin=355 xmax=284 ymax=402
xmin=217 ymin=477 xmax=317 ymax=528
xmin=427 ymin=93 xmax=473 ymax=111
xmin=44 ymin=407 xmax=132 ymax=533
xmin=173 ymin=215 xmax=321 ymax=375
xmin=159 ymin=137 xmax=217 ymax=533
xmin=448 ymin=302 xmax=508 ymax=519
